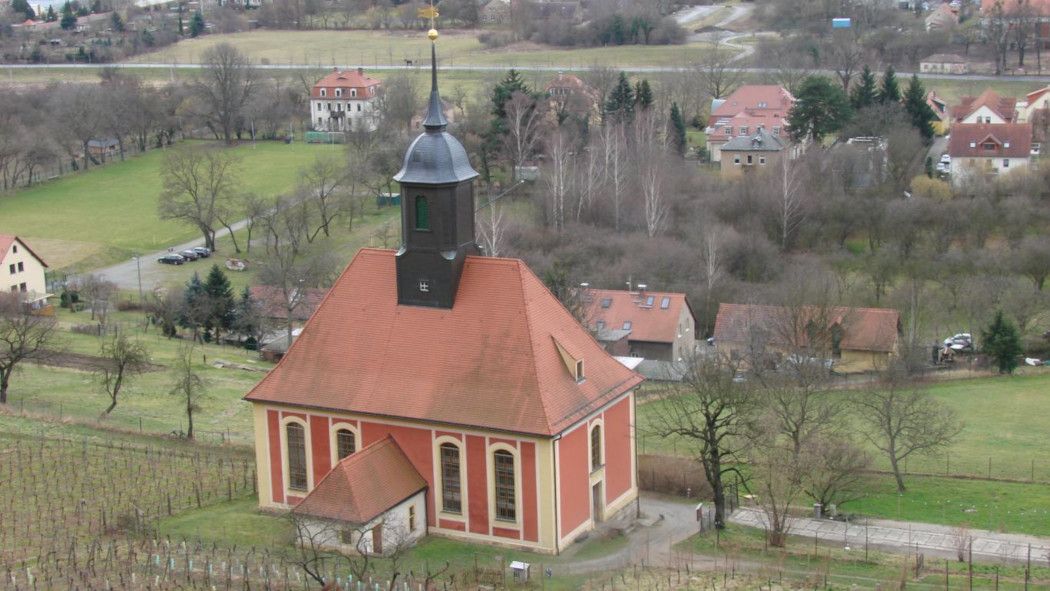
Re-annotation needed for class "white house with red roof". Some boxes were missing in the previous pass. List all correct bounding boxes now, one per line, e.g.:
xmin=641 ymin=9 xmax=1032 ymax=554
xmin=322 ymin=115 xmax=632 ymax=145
xmin=1017 ymin=85 xmax=1050 ymax=123
xmin=1 ymin=235 xmax=49 ymax=308
xmin=584 ymin=287 xmax=696 ymax=363
xmin=947 ymin=123 xmax=1033 ymax=185
xmin=310 ymin=68 xmax=382 ymax=133
xmin=952 ymin=89 xmax=1018 ymax=124
xmin=706 ymin=85 xmax=795 ymax=162
xmin=246 ymin=39 xmax=642 ymax=555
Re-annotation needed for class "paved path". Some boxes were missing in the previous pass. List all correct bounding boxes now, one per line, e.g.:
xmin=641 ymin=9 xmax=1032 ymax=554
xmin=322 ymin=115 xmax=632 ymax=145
xmin=731 ymin=506 xmax=1050 ymax=565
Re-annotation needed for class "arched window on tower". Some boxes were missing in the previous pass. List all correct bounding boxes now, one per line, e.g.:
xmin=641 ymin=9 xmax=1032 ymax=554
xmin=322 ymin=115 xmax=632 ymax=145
xmin=415 ymin=196 xmax=430 ymax=230
xmin=286 ymin=423 xmax=307 ymax=491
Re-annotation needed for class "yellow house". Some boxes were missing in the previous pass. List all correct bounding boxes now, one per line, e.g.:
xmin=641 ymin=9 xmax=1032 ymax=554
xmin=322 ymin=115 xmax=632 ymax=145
xmin=712 ymin=303 xmax=901 ymax=373
xmin=1 ymin=235 xmax=49 ymax=309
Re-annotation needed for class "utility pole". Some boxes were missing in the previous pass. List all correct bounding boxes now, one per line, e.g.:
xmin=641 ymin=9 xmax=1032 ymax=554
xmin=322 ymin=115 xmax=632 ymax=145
xmin=133 ymin=254 xmax=143 ymax=303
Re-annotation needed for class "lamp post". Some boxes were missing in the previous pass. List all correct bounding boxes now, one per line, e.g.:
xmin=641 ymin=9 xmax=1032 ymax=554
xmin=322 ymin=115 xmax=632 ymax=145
xmin=132 ymin=255 xmax=143 ymax=303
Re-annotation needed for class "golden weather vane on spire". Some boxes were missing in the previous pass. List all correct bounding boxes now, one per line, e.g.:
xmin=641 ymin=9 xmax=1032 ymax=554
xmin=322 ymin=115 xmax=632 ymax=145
xmin=419 ymin=0 xmax=439 ymax=40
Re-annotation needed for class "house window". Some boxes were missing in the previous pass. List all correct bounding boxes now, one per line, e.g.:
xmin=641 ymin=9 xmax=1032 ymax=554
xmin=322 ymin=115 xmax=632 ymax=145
xmin=645 ymin=295 xmax=655 ymax=306
xmin=969 ymin=141 xmax=976 ymax=148
xmin=357 ymin=104 xmax=361 ymax=112
xmin=415 ymin=196 xmax=430 ymax=230
xmin=725 ymin=127 xmax=732 ymax=136
xmin=759 ymin=157 xmax=766 ymax=165
xmin=17 ymin=262 xmax=23 ymax=272
xmin=351 ymin=89 xmax=357 ymax=97
xmin=733 ymin=156 xmax=741 ymax=165
xmin=772 ymin=126 xmax=780 ymax=137
xmin=339 ymin=529 xmax=353 ymax=544
xmin=746 ymin=155 xmax=753 ymax=165
xmin=408 ymin=504 xmax=417 ymax=531
xmin=320 ymin=88 xmax=326 ymax=97
xmin=9 ymin=286 xmax=16 ymax=293
xmin=1003 ymin=159 xmax=1010 ymax=168
xmin=286 ymin=423 xmax=307 ymax=492
xmin=622 ymin=321 xmax=632 ymax=330
xmin=440 ymin=443 xmax=462 ymax=514
xmin=740 ymin=126 xmax=749 ymax=136
xmin=336 ymin=428 xmax=356 ymax=460
xmin=600 ymin=297 xmax=612 ymax=308
xmin=335 ymin=88 xmax=342 ymax=97
xmin=1004 ymin=141 xmax=1011 ymax=148
xmin=493 ymin=450 xmax=516 ymax=522
xmin=318 ymin=117 xmax=322 ymax=125
xmin=590 ymin=425 xmax=603 ymax=471
xmin=19 ymin=283 xmax=26 ymax=292
xmin=983 ymin=142 xmax=996 ymax=151
xmin=7 ymin=264 xmax=13 ymax=275
xmin=660 ymin=296 xmax=670 ymax=309
xmin=11 ymin=245 xmax=16 ymax=253
xmin=575 ymin=359 xmax=585 ymax=382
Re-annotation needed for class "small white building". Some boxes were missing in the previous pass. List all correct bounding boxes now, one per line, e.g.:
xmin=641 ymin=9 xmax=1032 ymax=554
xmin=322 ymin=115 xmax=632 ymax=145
xmin=310 ymin=68 xmax=382 ymax=133
xmin=290 ymin=437 xmax=427 ymax=556
xmin=1 ymin=234 xmax=49 ymax=308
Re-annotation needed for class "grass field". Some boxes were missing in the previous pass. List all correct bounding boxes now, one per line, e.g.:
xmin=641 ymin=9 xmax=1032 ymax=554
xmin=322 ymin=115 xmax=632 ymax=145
xmin=0 ymin=140 xmax=335 ymax=270
xmin=127 ymin=29 xmax=716 ymax=69
xmin=637 ymin=372 xmax=1050 ymax=535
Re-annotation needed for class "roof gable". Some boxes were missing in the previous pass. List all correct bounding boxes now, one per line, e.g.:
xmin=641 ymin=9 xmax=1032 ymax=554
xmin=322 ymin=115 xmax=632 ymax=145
xmin=245 ymin=250 xmax=642 ymax=436
xmin=947 ymin=123 xmax=1032 ymax=158
xmin=292 ymin=437 xmax=426 ymax=524
xmin=0 ymin=235 xmax=48 ymax=268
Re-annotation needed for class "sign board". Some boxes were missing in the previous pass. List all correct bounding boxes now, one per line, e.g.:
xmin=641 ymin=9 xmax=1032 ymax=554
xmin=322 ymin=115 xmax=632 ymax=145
xmin=832 ymin=17 xmax=851 ymax=28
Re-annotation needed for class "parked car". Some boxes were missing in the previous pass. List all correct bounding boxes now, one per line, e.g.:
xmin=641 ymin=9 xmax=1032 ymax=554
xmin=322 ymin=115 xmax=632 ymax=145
xmin=192 ymin=246 xmax=211 ymax=258
xmin=179 ymin=249 xmax=200 ymax=261
xmin=943 ymin=333 xmax=973 ymax=351
xmin=940 ymin=153 xmax=951 ymax=165
xmin=158 ymin=254 xmax=186 ymax=265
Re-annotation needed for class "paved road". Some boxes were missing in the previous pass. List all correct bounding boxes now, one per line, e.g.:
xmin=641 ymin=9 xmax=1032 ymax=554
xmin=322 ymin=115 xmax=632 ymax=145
xmin=8 ymin=61 xmax=1050 ymax=83
xmin=731 ymin=506 xmax=1050 ymax=565
xmin=93 ymin=220 xmax=250 ymax=291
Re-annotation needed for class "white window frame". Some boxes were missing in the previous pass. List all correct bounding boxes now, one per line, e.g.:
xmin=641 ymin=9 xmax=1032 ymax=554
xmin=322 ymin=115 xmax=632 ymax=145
xmin=279 ymin=415 xmax=313 ymax=498
xmin=487 ymin=442 xmax=522 ymax=529
xmin=329 ymin=422 xmax=360 ymax=467
xmin=320 ymin=88 xmax=326 ymax=97
xmin=433 ymin=436 xmax=468 ymax=520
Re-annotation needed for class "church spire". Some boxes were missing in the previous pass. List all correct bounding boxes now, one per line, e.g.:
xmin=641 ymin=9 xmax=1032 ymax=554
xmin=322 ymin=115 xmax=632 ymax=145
xmin=422 ymin=22 xmax=448 ymax=130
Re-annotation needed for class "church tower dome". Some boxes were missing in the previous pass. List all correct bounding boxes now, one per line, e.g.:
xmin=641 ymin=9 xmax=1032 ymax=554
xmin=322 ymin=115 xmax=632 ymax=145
xmin=392 ymin=28 xmax=480 ymax=309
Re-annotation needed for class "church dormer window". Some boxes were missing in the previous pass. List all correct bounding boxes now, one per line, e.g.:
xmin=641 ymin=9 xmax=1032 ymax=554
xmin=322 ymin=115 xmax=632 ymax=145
xmin=414 ymin=196 xmax=430 ymax=230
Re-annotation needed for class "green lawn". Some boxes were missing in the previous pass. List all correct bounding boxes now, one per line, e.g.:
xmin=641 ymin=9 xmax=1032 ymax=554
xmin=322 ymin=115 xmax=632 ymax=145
xmin=0 ymin=140 xmax=334 ymax=271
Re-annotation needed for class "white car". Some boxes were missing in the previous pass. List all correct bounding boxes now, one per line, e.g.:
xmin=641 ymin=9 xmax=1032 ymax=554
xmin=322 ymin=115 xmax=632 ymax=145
xmin=940 ymin=153 xmax=951 ymax=164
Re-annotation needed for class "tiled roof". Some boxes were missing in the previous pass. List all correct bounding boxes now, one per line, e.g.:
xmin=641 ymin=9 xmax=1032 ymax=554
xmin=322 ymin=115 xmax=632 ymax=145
xmin=709 ymin=85 xmax=795 ymax=125
xmin=1025 ymin=86 xmax=1050 ymax=105
xmin=947 ymin=123 xmax=1032 ymax=158
xmin=952 ymin=89 xmax=1017 ymax=122
xmin=0 ymin=235 xmax=47 ymax=267
xmin=585 ymin=288 xmax=692 ymax=345
xmin=311 ymin=69 xmax=381 ymax=99
xmin=292 ymin=437 xmax=426 ymax=524
xmin=245 ymin=249 xmax=643 ymax=436
xmin=249 ymin=285 xmax=326 ymax=321
xmin=713 ymin=303 xmax=900 ymax=353
xmin=922 ymin=53 xmax=967 ymax=64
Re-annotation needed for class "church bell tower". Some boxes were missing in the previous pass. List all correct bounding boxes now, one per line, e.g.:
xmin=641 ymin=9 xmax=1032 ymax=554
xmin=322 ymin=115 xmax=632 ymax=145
xmin=392 ymin=27 xmax=480 ymax=309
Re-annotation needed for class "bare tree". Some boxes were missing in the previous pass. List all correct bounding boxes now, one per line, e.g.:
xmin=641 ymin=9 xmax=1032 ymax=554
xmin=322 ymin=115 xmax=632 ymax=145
xmin=646 ymin=354 xmax=753 ymax=528
xmin=81 ymin=275 xmax=118 ymax=328
xmin=853 ymin=378 xmax=962 ymax=493
xmin=597 ymin=122 xmax=628 ymax=230
xmin=770 ymin=154 xmax=807 ymax=251
xmin=476 ymin=197 xmax=507 ymax=257
xmin=299 ymin=154 xmax=349 ymax=240
xmin=543 ymin=128 xmax=574 ymax=230
xmin=696 ymin=38 xmax=743 ymax=100
xmin=195 ymin=43 xmax=256 ymax=144
xmin=574 ymin=144 xmax=604 ymax=222
xmin=823 ymin=30 xmax=864 ymax=92
xmin=635 ymin=112 xmax=670 ymax=238
xmin=0 ymin=293 xmax=58 ymax=405
xmin=168 ymin=343 xmax=208 ymax=440
xmin=159 ymin=148 xmax=241 ymax=252
xmin=803 ymin=435 xmax=872 ymax=510
xmin=96 ymin=330 xmax=151 ymax=416
xmin=503 ymin=91 xmax=547 ymax=180
xmin=746 ymin=421 xmax=811 ymax=547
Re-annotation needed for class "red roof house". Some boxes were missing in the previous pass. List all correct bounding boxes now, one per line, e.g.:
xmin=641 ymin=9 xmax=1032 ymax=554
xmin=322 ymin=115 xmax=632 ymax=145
xmin=952 ymin=89 xmax=1018 ymax=124
xmin=706 ymin=85 xmax=795 ymax=162
xmin=584 ymin=287 xmax=696 ymax=363
xmin=248 ymin=44 xmax=643 ymax=556
xmin=712 ymin=303 xmax=900 ymax=373
xmin=947 ymin=123 xmax=1032 ymax=184
xmin=310 ymin=68 xmax=382 ymax=133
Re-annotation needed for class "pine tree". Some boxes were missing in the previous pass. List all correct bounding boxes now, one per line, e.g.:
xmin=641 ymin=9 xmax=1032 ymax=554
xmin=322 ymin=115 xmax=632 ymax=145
xmin=603 ymin=72 xmax=634 ymax=125
xmin=189 ymin=10 xmax=205 ymax=37
xmin=786 ymin=76 xmax=853 ymax=143
xmin=850 ymin=65 xmax=877 ymax=110
xmin=491 ymin=69 xmax=530 ymax=120
xmin=877 ymin=66 xmax=901 ymax=104
xmin=179 ymin=273 xmax=206 ymax=340
xmin=46 ymin=6 xmax=57 ymax=21
xmin=234 ymin=287 xmax=261 ymax=350
xmin=903 ymin=74 xmax=937 ymax=142
xmin=981 ymin=310 xmax=1023 ymax=374
xmin=11 ymin=0 xmax=35 ymax=19
xmin=60 ymin=1 xmax=77 ymax=30
xmin=110 ymin=10 xmax=124 ymax=31
xmin=203 ymin=264 xmax=235 ymax=341
xmin=635 ymin=79 xmax=654 ymax=111
xmin=669 ymin=102 xmax=687 ymax=156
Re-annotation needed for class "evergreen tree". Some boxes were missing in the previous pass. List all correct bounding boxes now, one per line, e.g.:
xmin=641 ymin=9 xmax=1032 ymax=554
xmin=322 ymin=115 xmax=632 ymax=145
xmin=483 ymin=69 xmax=531 ymax=181
xmin=981 ymin=310 xmax=1023 ymax=375
xmin=669 ymin=102 xmax=687 ymax=156
xmin=179 ymin=273 xmax=206 ymax=341
xmin=877 ymin=66 xmax=901 ymax=104
xmin=234 ymin=287 xmax=262 ymax=350
xmin=635 ymin=79 xmax=654 ymax=111
xmin=850 ymin=65 xmax=877 ymax=110
xmin=11 ymin=0 xmax=35 ymax=19
xmin=603 ymin=72 xmax=634 ymax=125
xmin=90 ymin=0 xmax=101 ymax=12
xmin=189 ymin=10 xmax=205 ymax=37
xmin=786 ymin=76 xmax=853 ymax=143
xmin=203 ymin=264 xmax=235 ymax=340
xmin=903 ymin=74 xmax=937 ymax=142
xmin=110 ymin=10 xmax=124 ymax=31
xmin=46 ymin=6 xmax=57 ymax=21
xmin=60 ymin=2 xmax=77 ymax=30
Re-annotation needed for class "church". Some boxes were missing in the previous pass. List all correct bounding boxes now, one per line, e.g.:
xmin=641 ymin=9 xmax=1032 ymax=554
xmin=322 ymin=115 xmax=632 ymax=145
xmin=245 ymin=31 xmax=643 ymax=555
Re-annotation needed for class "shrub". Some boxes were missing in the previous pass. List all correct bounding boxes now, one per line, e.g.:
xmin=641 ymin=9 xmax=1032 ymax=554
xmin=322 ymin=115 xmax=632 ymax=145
xmin=638 ymin=454 xmax=712 ymax=498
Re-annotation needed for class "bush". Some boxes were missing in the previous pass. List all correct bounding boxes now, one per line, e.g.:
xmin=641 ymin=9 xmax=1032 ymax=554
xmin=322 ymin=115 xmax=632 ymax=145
xmin=116 ymin=299 xmax=144 ymax=312
xmin=638 ymin=454 xmax=712 ymax=498
xmin=478 ymin=31 xmax=515 ymax=49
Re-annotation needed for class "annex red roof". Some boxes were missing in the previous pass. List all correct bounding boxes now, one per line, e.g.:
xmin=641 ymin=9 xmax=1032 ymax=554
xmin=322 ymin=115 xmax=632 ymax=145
xmin=292 ymin=437 xmax=426 ymax=524
xmin=713 ymin=303 xmax=900 ymax=353
xmin=585 ymin=289 xmax=693 ymax=345
xmin=249 ymin=285 xmax=326 ymax=321
xmin=0 ymin=235 xmax=47 ymax=268
xmin=947 ymin=123 xmax=1032 ymax=158
xmin=245 ymin=249 xmax=643 ymax=436
xmin=311 ymin=68 xmax=381 ymax=100
xmin=952 ymin=89 xmax=1017 ymax=123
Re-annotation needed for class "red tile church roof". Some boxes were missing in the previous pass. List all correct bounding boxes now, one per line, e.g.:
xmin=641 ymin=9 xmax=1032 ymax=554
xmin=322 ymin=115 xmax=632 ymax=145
xmin=292 ymin=437 xmax=425 ymax=524
xmin=245 ymin=249 xmax=643 ymax=436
